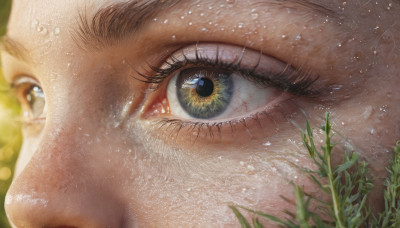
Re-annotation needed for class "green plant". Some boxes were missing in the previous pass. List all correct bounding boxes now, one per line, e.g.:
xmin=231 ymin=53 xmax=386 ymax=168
xmin=231 ymin=113 xmax=400 ymax=228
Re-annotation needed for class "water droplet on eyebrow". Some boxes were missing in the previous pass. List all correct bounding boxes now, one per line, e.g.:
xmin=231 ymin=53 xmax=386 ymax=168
xmin=251 ymin=13 xmax=259 ymax=19
xmin=153 ymin=18 xmax=158 ymax=22
xmin=247 ymin=165 xmax=255 ymax=171
xmin=337 ymin=42 xmax=342 ymax=47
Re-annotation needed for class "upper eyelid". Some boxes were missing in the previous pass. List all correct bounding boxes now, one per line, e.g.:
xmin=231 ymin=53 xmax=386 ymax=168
xmin=10 ymin=76 xmax=41 ymax=89
xmin=134 ymin=43 xmax=320 ymax=95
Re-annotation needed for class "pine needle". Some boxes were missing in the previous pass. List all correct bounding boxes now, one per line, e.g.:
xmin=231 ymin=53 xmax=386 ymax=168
xmin=231 ymin=112 xmax=399 ymax=228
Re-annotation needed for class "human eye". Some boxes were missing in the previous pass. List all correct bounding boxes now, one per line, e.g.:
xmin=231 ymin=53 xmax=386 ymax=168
xmin=11 ymin=76 xmax=46 ymax=123
xmin=140 ymin=43 xmax=319 ymax=142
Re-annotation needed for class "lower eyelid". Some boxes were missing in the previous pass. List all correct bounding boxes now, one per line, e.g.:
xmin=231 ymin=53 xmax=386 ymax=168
xmin=148 ymin=97 xmax=307 ymax=147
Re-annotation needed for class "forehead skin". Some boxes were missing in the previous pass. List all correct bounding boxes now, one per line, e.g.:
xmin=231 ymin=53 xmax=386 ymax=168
xmin=2 ymin=0 xmax=400 ymax=227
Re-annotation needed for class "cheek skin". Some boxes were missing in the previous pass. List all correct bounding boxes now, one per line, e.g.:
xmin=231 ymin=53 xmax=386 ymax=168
xmin=5 ymin=0 xmax=400 ymax=227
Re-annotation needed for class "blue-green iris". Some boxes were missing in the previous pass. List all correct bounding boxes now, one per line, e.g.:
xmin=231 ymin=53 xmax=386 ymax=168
xmin=176 ymin=67 xmax=234 ymax=119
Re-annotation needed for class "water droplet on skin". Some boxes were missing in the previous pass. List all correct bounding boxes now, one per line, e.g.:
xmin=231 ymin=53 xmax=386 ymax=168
xmin=373 ymin=50 xmax=377 ymax=55
xmin=171 ymin=35 xmax=176 ymax=39
xmin=187 ymin=188 xmax=192 ymax=192
xmin=264 ymin=141 xmax=271 ymax=146
xmin=238 ymin=24 xmax=243 ymax=28
xmin=294 ymin=176 xmax=298 ymax=179
xmin=247 ymin=165 xmax=255 ymax=171
xmin=240 ymin=161 xmax=245 ymax=166
xmin=295 ymin=34 xmax=302 ymax=40
xmin=370 ymin=129 xmax=376 ymax=135
xmin=153 ymin=18 xmax=157 ymax=22
xmin=251 ymin=13 xmax=258 ymax=19
xmin=337 ymin=42 xmax=342 ymax=47
xmin=281 ymin=34 xmax=287 ymax=39
xmin=200 ymin=12 xmax=205 ymax=16
xmin=226 ymin=0 xmax=235 ymax=3
xmin=218 ymin=156 xmax=223 ymax=160
xmin=209 ymin=6 xmax=213 ymax=10
xmin=163 ymin=19 xmax=168 ymax=24
xmin=188 ymin=10 xmax=192 ymax=15
xmin=201 ymin=27 xmax=207 ymax=31
xmin=188 ymin=22 xmax=193 ymax=26
xmin=54 ymin=27 xmax=60 ymax=35
xmin=180 ymin=15 xmax=185 ymax=19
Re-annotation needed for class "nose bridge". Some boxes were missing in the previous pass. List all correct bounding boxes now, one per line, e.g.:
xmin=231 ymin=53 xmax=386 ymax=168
xmin=5 ymin=121 xmax=124 ymax=227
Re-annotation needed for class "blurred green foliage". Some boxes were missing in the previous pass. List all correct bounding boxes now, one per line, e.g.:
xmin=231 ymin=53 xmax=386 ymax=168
xmin=1 ymin=0 xmax=21 ymax=227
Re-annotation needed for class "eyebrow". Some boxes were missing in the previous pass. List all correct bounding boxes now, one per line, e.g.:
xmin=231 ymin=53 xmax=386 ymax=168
xmin=0 ymin=36 xmax=30 ymax=63
xmin=75 ymin=0 xmax=341 ymax=50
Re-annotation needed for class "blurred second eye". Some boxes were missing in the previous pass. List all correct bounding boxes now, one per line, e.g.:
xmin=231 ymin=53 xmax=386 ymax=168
xmin=12 ymin=77 xmax=46 ymax=121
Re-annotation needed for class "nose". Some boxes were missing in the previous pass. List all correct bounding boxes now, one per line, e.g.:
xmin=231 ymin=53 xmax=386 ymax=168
xmin=5 ymin=127 xmax=124 ymax=228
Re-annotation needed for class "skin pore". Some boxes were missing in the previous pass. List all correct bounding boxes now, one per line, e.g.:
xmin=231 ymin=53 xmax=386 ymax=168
xmin=1 ymin=0 xmax=400 ymax=227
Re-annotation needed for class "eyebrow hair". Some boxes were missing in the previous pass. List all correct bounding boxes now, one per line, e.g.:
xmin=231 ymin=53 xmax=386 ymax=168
xmin=75 ymin=0 xmax=341 ymax=51
xmin=74 ymin=0 xmax=182 ymax=50
xmin=0 ymin=36 xmax=30 ymax=63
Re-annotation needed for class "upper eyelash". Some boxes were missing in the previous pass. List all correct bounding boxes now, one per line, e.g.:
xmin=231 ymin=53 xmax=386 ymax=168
xmin=132 ymin=44 xmax=320 ymax=96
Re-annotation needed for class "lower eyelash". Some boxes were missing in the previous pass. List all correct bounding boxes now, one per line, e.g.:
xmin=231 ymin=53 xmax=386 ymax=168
xmin=153 ymin=98 xmax=307 ymax=143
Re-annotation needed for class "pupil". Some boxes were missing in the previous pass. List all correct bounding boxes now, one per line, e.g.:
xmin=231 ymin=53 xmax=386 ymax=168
xmin=196 ymin=78 xmax=214 ymax=97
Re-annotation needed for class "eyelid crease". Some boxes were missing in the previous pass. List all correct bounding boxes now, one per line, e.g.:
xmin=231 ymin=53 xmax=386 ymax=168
xmin=132 ymin=43 xmax=320 ymax=96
